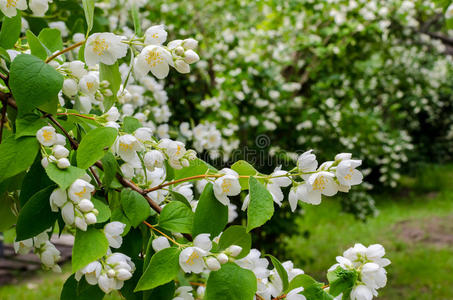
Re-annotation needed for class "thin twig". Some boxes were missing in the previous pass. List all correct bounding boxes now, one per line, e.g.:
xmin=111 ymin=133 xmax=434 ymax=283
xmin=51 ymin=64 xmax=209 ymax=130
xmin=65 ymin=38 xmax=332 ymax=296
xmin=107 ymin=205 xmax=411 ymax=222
xmin=56 ymin=112 xmax=96 ymax=120
xmin=45 ymin=113 xmax=79 ymax=149
xmin=45 ymin=40 xmax=85 ymax=63
xmin=89 ymin=166 xmax=102 ymax=187
xmin=143 ymin=221 xmax=181 ymax=246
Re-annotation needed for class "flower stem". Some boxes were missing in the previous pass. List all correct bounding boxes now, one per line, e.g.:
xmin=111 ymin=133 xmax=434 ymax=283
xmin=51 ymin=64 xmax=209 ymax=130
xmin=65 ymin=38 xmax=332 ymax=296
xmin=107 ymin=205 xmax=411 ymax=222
xmin=45 ymin=40 xmax=86 ymax=64
xmin=143 ymin=221 xmax=182 ymax=246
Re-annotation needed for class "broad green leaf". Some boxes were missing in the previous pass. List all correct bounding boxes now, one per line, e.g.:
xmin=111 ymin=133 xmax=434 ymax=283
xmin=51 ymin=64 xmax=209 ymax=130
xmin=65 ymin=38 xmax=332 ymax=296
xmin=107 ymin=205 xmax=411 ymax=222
xmin=19 ymin=156 xmax=53 ymax=207
xmin=205 ymin=263 xmax=257 ymax=300
xmin=61 ymin=274 xmax=105 ymax=300
xmin=192 ymin=183 xmax=228 ymax=237
xmin=131 ymin=3 xmax=142 ymax=36
xmin=120 ymin=189 xmax=151 ymax=227
xmin=15 ymin=113 xmax=49 ymax=138
xmin=246 ymin=176 xmax=274 ymax=232
xmin=45 ymin=163 xmax=86 ymax=190
xmin=267 ymin=254 xmax=289 ymax=292
xmin=16 ymin=185 xmax=58 ymax=241
xmin=288 ymin=274 xmax=333 ymax=300
xmin=146 ymin=281 xmax=175 ymax=300
xmin=135 ymin=247 xmax=181 ymax=291
xmin=100 ymin=152 xmax=118 ymax=187
xmin=72 ymin=227 xmax=109 ymax=272
xmin=288 ymin=274 xmax=318 ymax=291
xmin=159 ymin=201 xmax=194 ymax=234
xmin=100 ymin=62 xmax=122 ymax=111
xmin=218 ymin=225 xmax=251 ymax=259
xmin=302 ymin=285 xmax=334 ymax=300
xmin=82 ymin=0 xmax=95 ymax=34
xmin=327 ymin=266 xmax=357 ymax=297
xmin=38 ymin=28 xmax=63 ymax=52
xmin=170 ymin=190 xmax=192 ymax=208
xmin=174 ymin=158 xmax=217 ymax=181
xmin=122 ymin=116 xmax=141 ymax=134
xmin=0 ymin=193 xmax=17 ymax=231
xmin=0 ymin=136 xmax=39 ymax=182
xmin=77 ymin=127 xmax=118 ymax=169
xmin=231 ymin=160 xmax=258 ymax=190
xmin=9 ymin=54 xmax=64 ymax=115
xmin=26 ymin=30 xmax=47 ymax=60
xmin=0 ymin=13 xmax=21 ymax=49
xmin=92 ymin=197 xmax=111 ymax=223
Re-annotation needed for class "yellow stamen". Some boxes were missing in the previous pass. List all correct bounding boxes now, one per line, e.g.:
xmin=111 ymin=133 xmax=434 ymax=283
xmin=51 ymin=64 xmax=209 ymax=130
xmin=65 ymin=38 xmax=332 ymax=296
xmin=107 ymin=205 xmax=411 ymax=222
xmin=186 ymin=251 xmax=199 ymax=266
xmin=74 ymin=187 xmax=87 ymax=198
xmin=119 ymin=142 xmax=133 ymax=151
xmin=313 ymin=176 xmax=326 ymax=191
xmin=42 ymin=130 xmax=53 ymax=142
xmin=92 ymin=38 xmax=109 ymax=56
xmin=221 ymin=180 xmax=232 ymax=193
xmin=6 ymin=0 xmax=18 ymax=8
xmin=146 ymin=50 xmax=164 ymax=67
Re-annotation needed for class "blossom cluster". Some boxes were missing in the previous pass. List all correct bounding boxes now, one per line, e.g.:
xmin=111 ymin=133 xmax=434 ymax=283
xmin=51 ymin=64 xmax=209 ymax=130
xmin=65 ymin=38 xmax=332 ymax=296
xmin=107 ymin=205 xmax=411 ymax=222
xmin=36 ymin=126 xmax=70 ymax=169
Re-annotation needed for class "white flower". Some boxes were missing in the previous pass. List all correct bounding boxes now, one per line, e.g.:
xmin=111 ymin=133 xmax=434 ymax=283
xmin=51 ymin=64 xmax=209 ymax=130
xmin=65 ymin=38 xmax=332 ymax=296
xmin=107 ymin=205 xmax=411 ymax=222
xmin=134 ymin=127 xmax=153 ymax=142
xmin=336 ymin=160 xmax=363 ymax=187
xmin=135 ymin=45 xmax=173 ymax=79
xmin=179 ymin=247 xmax=207 ymax=274
xmin=182 ymin=38 xmax=198 ymax=49
xmin=193 ymin=233 xmax=212 ymax=252
xmin=115 ymin=134 xmax=143 ymax=166
xmin=447 ymin=3 xmax=453 ymax=19
xmin=75 ymin=261 xmax=102 ymax=285
xmin=343 ymin=244 xmax=390 ymax=268
xmin=174 ymin=59 xmax=190 ymax=73
xmin=361 ymin=263 xmax=387 ymax=290
xmin=351 ymin=285 xmax=373 ymax=300
xmin=159 ymin=139 xmax=186 ymax=160
xmin=79 ymin=73 xmax=99 ymax=95
xmin=174 ymin=183 xmax=194 ymax=202
xmin=78 ymin=199 xmax=95 ymax=213
xmin=152 ymin=236 xmax=171 ymax=252
xmin=55 ymin=133 xmax=66 ymax=145
xmin=120 ymin=163 xmax=135 ymax=179
xmin=105 ymin=106 xmax=120 ymax=122
xmin=68 ymin=179 xmax=94 ymax=202
xmin=57 ymin=158 xmax=70 ymax=169
xmin=49 ymin=21 xmax=68 ymax=37
xmin=267 ymin=169 xmax=291 ymax=206
xmin=213 ymin=168 xmax=241 ymax=205
xmin=85 ymin=33 xmax=128 ymax=66
xmin=0 ymin=0 xmax=27 ymax=18
xmin=335 ymin=153 xmax=352 ymax=161
xmin=142 ymin=150 xmax=164 ymax=172
xmin=174 ymin=286 xmax=195 ymax=300
xmin=98 ymin=273 xmax=116 ymax=293
xmin=226 ymin=245 xmax=242 ymax=257
xmin=144 ymin=24 xmax=167 ymax=45
xmin=217 ymin=253 xmax=228 ymax=264
xmin=75 ymin=216 xmax=87 ymax=231
xmin=68 ymin=61 xmax=87 ymax=79
xmin=104 ymin=222 xmax=126 ymax=248
xmin=36 ymin=126 xmax=57 ymax=147
xmin=61 ymin=201 xmax=75 ymax=225
xmin=286 ymin=287 xmax=306 ymax=300
xmin=49 ymin=188 xmax=67 ymax=211
xmin=39 ymin=241 xmax=61 ymax=271
xmin=297 ymin=150 xmax=317 ymax=174
xmin=52 ymin=145 xmax=69 ymax=159
xmin=14 ymin=238 xmax=33 ymax=255
xmin=205 ymin=257 xmax=221 ymax=271
xmin=62 ymin=79 xmax=78 ymax=97
xmin=236 ymin=249 xmax=269 ymax=279
xmin=28 ymin=0 xmax=50 ymax=17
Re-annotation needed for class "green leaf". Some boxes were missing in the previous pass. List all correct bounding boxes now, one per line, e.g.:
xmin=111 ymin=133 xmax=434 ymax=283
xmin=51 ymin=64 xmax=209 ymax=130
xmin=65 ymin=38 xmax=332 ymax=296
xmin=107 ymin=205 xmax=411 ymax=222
xmin=303 ymin=285 xmax=334 ymax=300
xmin=159 ymin=201 xmax=194 ymax=234
xmin=231 ymin=160 xmax=258 ymax=190
xmin=288 ymin=274 xmax=319 ymax=291
xmin=19 ymin=156 xmax=53 ymax=207
xmin=267 ymin=254 xmax=289 ymax=292
xmin=0 ymin=136 xmax=39 ymax=182
xmin=38 ymin=28 xmax=63 ymax=52
xmin=131 ymin=3 xmax=142 ymax=36
xmin=77 ymin=127 xmax=118 ymax=169
xmin=45 ymin=163 xmax=86 ymax=190
xmin=288 ymin=274 xmax=333 ymax=300
xmin=246 ymin=176 xmax=274 ymax=232
xmin=26 ymin=30 xmax=47 ymax=60
xmin=61 ymin=275 xmax=104 ymax=300
xmin=82 ymin=0 xmax=95 ymax=34
xmin=72 ymin=227 xmax=109 ymax=272
xmin=100 ymin=151 xmax=118 ymax=187
xmin=135 ymin=247 xmax=181 ymax=291
xmin=92 ymin=197 xmax=111 ymax=223
xmin=16 ymin=185 xmax=58 ymax=241
xmin=100 ymin=62 xmax=122 ymax=111
xmin=205 ymin=263 xmax=257 ymax=300
xmin=0 ymin=13 xmax=21 ymax=49
xmin=15 ymin=113 xmax=48 ymax=138
xmin=170 ymin=190 xmax=192 ymax=208
xmin=9 ymin=54 xmax=64 ymax=115
xmin=174 ymin=158 xmax=217 ymax=181
xmin=120 ymin=189 xmax=151 ymax=227
xmin=0 ymin=193 xmax=17 ymax=231
xmin=146 ymin=281 xmax=175 ymax=300
xmin=122 ymin=116 xmax=141 ymax=134
xmin=192 ymin=183 xmax=228 ymax=237
xmin=327 ymin=266 xmax=357 ymax=297
xmin=218 ymin=225 xmax=251 ymax=259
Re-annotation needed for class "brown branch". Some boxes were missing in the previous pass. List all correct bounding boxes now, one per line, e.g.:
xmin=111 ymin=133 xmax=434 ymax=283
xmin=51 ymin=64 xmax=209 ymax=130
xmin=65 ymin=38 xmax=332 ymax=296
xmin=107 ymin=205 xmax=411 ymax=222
xmin=89 ymin=166 xmax=102 ymax=187
xmin=45 ymin=40 xmax=85 ymax=63
xmin=45 ymin=113 xmax=79 ymax=150
xmin=272 ymin=295 xmax=287 ymax=300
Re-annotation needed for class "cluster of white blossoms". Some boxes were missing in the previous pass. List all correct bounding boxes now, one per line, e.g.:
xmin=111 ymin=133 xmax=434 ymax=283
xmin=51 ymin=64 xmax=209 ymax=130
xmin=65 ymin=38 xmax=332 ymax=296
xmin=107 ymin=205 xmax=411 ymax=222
xmin=0 ymin=0 xmax=52 ymax=18
xmin=36 ymin=126 xmax=71 ymax=169
xmin=13 ymin=228 xmax=61 ymax=272
xmin=76 ymin=222 xmax=136 ymax=293
xmin=329 ymin=244 xmax=390 ymax=300
xmin=49 ymin=178 xmax=98 ymax=231
xmin=289 ymin=152 xmax=363 ymax=210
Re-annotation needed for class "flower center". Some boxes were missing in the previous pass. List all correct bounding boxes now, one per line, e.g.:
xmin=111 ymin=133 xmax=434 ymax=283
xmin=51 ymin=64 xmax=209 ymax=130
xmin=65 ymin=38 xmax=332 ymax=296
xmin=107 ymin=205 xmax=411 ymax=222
xmin=343 ymin=168 xmax=354 ymax=181
xmin=42 ymin=130 xmax=54 ymax=142
xmin=152 ymin=33 xmax=159 ymax=39
xmin=146 ymin=50 xmax=164 ymax=67
xmin=313 ymin=176 xmax=326 ymax=191
xmin=186 ymin=251 xmax=199 ymax=266
xmin=221 ymin=179 xmax=232 ymax=193
xmin=119 ymin=142 xmax=133 ymax=151
xmin=74 ymin=187 xmax=87 ymax=198
xmin=86 ymin=82 xmax=94 ymax=90
xmin=6 ymin=0 xmax=17 ymax=8
xmin=92 ymin=38 xmax=109 ymax=56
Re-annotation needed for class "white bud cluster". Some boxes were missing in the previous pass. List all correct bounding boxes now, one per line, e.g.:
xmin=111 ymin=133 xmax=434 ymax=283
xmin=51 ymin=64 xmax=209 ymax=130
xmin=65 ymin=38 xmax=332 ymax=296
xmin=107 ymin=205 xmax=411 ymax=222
xmin=36 ymin=126 xmax=70 ymax=169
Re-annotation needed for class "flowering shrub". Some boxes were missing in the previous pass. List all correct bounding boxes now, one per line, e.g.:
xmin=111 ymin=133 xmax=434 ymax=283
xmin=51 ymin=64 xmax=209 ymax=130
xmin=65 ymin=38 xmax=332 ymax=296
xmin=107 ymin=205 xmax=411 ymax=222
xmin=1 ymin=0 xmax=451 ymax=299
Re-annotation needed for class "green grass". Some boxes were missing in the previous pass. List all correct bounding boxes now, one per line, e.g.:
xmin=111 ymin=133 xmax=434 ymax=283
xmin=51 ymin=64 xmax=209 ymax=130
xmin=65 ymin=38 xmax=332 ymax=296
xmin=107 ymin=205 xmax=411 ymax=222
xmin=1 ymin=164 xmax=452 ymax=299
xmin=285 ymin=164 xmax=453 ymax=300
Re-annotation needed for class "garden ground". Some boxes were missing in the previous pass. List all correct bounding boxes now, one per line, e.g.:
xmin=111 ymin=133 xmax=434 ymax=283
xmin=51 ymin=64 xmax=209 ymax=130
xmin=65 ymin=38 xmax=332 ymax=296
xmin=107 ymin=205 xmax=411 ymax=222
xmin=0 ymin=164 xmax=452 ymax=300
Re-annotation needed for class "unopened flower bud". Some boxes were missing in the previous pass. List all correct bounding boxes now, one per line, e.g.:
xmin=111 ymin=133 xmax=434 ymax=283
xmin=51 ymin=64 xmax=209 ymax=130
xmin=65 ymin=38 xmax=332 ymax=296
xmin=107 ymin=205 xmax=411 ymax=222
xmin=205 ymin=257 xmax=221 ymax=271
xmin=181 ymin=159 xmax=190 ymax=168
xmin=57 ymin=158 xmax=71 ymax=169
xmin=152 ymin=236 xmax=171 ymax=252
xmin=116 ymin=269 xmax=132 ymax=281
xmin=175 ymin=60 xmax=190 ymax=74
xmin=184 ymin=50 xmax=200 ymax=64
xmin=62 ymin=79 xmax=78 ymax=97
xmin=107 ymin=269 xmax=116 ymax=278
xmin=217 ymin=253 xmax=228 ymax=264
xmin=183 ymin=38 xmax=198 ymax=49
xmin=226 ymin=245 xmax=242 ymax=257
xmin=78 ymin=199 xmax=94 ymax=213
xmin=52 ymin=145 xmax=69 ymax=159
xmin=175 ymin=46 xmax=185 ymax=56
xmin=85 ymin=212 xmax=97 ymax=225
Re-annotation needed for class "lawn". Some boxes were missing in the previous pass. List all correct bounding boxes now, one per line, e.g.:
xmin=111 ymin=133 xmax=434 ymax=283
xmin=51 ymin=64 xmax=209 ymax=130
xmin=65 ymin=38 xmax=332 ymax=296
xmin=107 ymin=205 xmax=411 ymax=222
xmin=285 ymin=164 xmax=453 ymax=300
xmin=0 ymin=165 xmax=452 ymax=300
